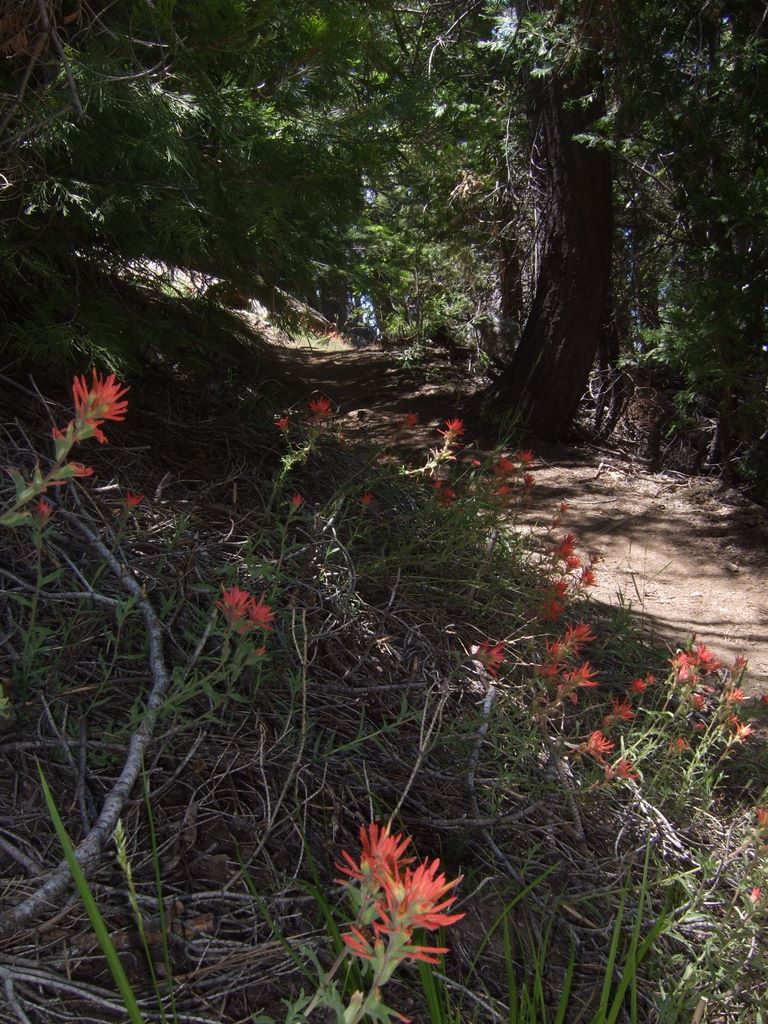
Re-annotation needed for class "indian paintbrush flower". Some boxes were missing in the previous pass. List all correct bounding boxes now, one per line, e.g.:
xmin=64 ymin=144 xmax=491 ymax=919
xmin=579 ymin=730 xmax=615 ymax=763
xmin=216 ymin=586 xmax=274 ymax=635
xmin=307 ymin=395 xmax=333 ymax=419
xmin=473 ymin=640 xmax=505 ymax=678
xmin=72 ymin=369 xmax=129 ymax=444
xmin=437 ymin=418 xmax=464 ymax=442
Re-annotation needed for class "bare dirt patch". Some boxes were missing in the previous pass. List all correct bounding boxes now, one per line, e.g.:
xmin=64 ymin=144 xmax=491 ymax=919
xmin=266 ymin=340 xmax=768 ymax=693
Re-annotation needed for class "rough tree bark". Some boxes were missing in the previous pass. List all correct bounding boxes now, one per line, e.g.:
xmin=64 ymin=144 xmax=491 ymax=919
xmin=488 ymin=59 xmax=613 ymax=440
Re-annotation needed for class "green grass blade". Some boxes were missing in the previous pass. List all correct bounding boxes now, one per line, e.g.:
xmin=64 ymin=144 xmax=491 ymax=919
xmin=38 ymin=762 xmax=146 ymax=1024
xmin=502 ymin=913 xmax=519 ymax=1024
xmin=591 ymin=889 xmax=626 ymax=1024
xmin=418 ymin=956 xmax=448 ymax=1024
xmin=142 ymin=760 xmax=177 ymax=1023
xmin=554 ymin=938 xmax=576 ymax=1024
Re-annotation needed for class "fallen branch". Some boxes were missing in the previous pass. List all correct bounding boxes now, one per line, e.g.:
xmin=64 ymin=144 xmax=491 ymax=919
xmin=0 ymin=511 xmax=170 ymax=936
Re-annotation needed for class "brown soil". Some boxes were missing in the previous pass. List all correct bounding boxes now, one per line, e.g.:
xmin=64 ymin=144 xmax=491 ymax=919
xmin=266 ymin=340 xmax=768 ymax=693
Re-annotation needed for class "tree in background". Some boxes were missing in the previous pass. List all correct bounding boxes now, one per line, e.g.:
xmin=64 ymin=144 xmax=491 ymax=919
xmin=2 ymin=0 xmax=767 ymax=489
xmin=484 ymin=1 xmax=613 ymax=440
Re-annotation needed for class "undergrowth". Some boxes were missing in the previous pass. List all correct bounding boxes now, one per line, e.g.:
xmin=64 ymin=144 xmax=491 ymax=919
xmin=0 ymin=356 xmax=767 ymax=1024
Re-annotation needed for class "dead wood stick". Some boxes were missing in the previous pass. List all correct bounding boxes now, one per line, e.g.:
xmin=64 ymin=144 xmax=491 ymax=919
xmin=0 ymin=512 xmax=170 ymax=936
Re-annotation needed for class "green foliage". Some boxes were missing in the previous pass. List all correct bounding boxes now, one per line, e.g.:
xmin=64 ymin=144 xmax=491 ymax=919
xmin=0 ymin=1 xmax=390 ymax=365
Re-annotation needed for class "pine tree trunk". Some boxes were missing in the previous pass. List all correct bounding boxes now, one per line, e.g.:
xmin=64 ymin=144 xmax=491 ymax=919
xmin=489 ymin=66 xmax=613 ymax=440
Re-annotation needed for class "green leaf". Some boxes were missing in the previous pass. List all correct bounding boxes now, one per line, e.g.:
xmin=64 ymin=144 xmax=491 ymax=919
xmin=37 ymin=762 xmax=147 ymax=1024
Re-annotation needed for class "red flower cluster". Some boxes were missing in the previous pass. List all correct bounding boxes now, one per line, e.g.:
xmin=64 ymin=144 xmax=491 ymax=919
xmin=433 ymin=480 xmax=455 ymax=506
xmin=338 ymin=823 xmax=464 ymax=967
xmin=35 ymin=498 xmax=53 ymax=525
xmin=215 ymin=585 xmax=274 ymax=635
xmin=72 ymin=369 xmax=129 ymax=444
xmin=670 ymin=641 xmax=722 ymax=685
xmin=536 ymin=622 xmax=599 ymax=707
xmin=307 ymin=395 xmax=333 ymax=420
xmin=580 ymin=730 xmax=615 ymax=763
xmin=604 ymin=757 xmax=640 ymax=782
xmin=603 ymin=697 xmax=635 ymax=727
xmin=629 ymin=673 xmax=656 ymax=694
xmin=437 ymin=418 xmax=464 ymax=442
xmin=473 ymin=640 xmax=505 ymax=678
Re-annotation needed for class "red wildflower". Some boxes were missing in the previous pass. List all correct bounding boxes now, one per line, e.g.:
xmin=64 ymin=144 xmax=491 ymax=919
xmin=35 ymin=498 xmax=53 ymax=525
xmin=693 ymin=721 xmax=706 ymax=732
xmin=342 ymin=926 xmax=376 ymax=961
xmin=72 ymin=369 xmax=129 ymax=444
xmin=733 ymin=656 xmax=749 ymax=675
xmin=565 ymin=554 xmax=582 ymax=571
xmin=605 ymin=757 xmax=640 ymax=782
xmin=474 ymin=640 xmax=505 ymax=678
xmin=725 ymin=687 xmax=745 ymax=703
xmin=604 ymin=697 xmax=635 ymax=725
xmin=541 ymin=597 xmax=564 ymax=621
xmin=544 ymin=638 xmax=567 ymax=663
xmin=437 ymin=418 xmax=464 ymax=442
xmin=402 ymin=413 xmax=419 ymax=431
xmin=336 ymin=822 xmax=414 ymax=886
xmin=516 ymin=449 xmax=534 ymax=466
xmin=727 ymin=715 xmax=753 ymax=742
xmin=756 ymin=807 xmax=768 ymax=831
xmin=694 ymin=641 xmax=722 ymax=674
xmin=494 ymin=456 xmax=516 ymax=477
xmin=580 ymin=568 xmax=597 ymax=587
xmin=248 ymin=597 xmax=274 ymax=631
xmin=629 ymin=677 xmax=647 ymax=695
xmin=552 ymin=533 xmax=576 ymax=560
xmin=290 ymin=492 xmax=304 ymax=509
xmin=540 ymin=580 xmax=568 ymax=621
xmin=360 ymin=491 xmax=375 ymax=506
xmin=374 ymin=857 xmax=464 ymax=940
xmin=275 ymin=416 xmax=290 ymax=432
xmin=580 ymin=730 xmax=615 ymax=764
xmin=124 ymin=491 xmax=144 ymax=507
xmin=494 ymin=482 xmax=511 ymax=498
xmin=307 ymin=395 xmax=333 ymax=419
xmin=690 ymin=692 xmax=705 ymax=710
xmin=68 ymin=463 xmax=94 ymax=477
xmin=216 ymin=586 xmax=274 ymax=634
xmin=563 ymin=661 xmax=599 ymax=690
xmin=671 ymin=651 xmax=699 ymax=685
xmin=433 ymin=481 xmax=455 ymax=506
xmin=215 ymin=586 xmax=253 ymax=633
xmin=668 ymin=737 xmax=689 ymax=754
xmin=760 ymin=693 xmax=768 ymax=706
xmin=523 ymin=473 xmax=535 ymax=489
xmin=750 ymin=887 xmax=762 ymax=904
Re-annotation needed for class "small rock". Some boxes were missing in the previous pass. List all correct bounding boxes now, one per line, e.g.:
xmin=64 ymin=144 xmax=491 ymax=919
xmin=725 ymin=562 xmax=740 ymax=573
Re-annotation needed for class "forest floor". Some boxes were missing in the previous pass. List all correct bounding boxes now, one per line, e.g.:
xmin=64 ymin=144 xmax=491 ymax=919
xmin=264 ymin=337 xmax=768 ymax=694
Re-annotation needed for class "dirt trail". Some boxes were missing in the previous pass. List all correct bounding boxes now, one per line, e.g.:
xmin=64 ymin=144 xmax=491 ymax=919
xmin=265 ymin=342 xmax=768 ymax=692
